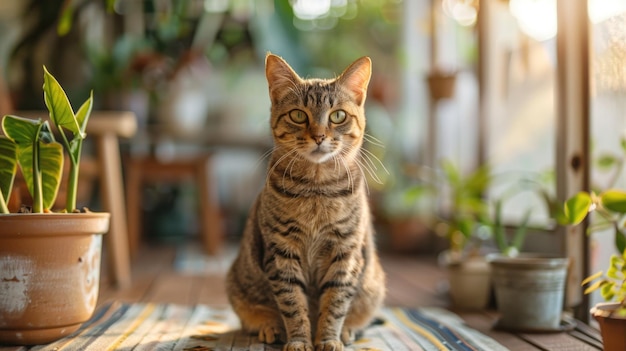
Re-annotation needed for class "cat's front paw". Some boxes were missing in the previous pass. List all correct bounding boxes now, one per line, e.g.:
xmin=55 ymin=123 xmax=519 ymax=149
xmin=284 ymin=340 xmax=314 ymax=351
xmin=315 ymin=340 xmax=344 ymax=351
xmin=340 ymin=326 xmax=356 ymax=345
xmin=258 ymin=322 xmax=285 ymax=344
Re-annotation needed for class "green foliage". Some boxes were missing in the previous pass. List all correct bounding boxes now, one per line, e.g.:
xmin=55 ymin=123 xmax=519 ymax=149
xmin=0 ymin=66 xmax=93 ymax=213
xmin=490 ymin=198 xmax=531 ymax=257
xmin=564 ymin=189 xmax=626 ymax=309
xmin=2 ymin=116 xmax=64 ymax=213
xmin=0 ymin=138 xmax=18 ymax=213
xmin=437 ymin=160 xmax=492 ymax=254
xmin=43 ymin=66 xmax=93 ymax=212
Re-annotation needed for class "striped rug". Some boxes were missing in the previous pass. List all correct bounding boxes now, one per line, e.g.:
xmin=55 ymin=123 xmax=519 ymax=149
xmin=9 ymin=302 xmax=509 ymax=351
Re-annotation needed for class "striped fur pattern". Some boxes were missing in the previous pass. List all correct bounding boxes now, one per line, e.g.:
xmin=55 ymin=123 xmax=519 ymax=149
xmin=226 ymin=54 xmax=385 ymax=351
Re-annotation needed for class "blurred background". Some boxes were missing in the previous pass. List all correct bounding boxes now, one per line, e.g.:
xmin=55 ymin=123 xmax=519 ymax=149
xmin=1 ymin=0 xmax=626 ymax=305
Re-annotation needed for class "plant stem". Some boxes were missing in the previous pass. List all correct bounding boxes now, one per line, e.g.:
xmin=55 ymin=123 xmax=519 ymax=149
xmin=66 ymin=154 xmax=79 ymax=212
xmin=59 ymin=127 xmax=82 ymax=212
xmin=32 ymin=137 xmax=43 ymax=213
xmin=0 ymin=188 xmax=9 ymax=213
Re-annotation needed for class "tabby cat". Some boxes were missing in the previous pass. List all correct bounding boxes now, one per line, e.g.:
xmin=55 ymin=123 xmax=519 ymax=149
xmin=226 ymin=53 xmax=385 ymax=351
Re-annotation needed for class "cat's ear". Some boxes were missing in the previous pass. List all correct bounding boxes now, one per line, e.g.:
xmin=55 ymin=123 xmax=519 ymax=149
xmin=337 ymin=57 xmax=371 ymax=106
xmin=265 ymin=53 xmax=302 ymax=103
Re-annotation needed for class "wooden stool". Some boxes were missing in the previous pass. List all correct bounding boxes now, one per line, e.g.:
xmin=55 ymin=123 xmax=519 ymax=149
xmin=125 ymin=154 xmax=222 ymax=256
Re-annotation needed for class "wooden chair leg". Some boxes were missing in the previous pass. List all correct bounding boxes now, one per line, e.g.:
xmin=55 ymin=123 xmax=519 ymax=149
xmin=196 ymin=156 xmax=222 ymax=255
xmin=125 ymin=158 xmax=143 ymax=258
xmin=96 ymin=133 xmax=132 ymax=289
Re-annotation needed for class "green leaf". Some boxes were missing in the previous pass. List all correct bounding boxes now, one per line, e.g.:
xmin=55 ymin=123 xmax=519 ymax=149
xmin=582 ymin=271 xmax=604 ymax=286
xmin=0 ymin=137 xmax=17 ymax=205
xmin=74 ymin=91 xmax=93 ymax=135
xmin=584 ymin=279 xmax=607 ymax=295
xmin=616 ymin=233 xmax=626 ymax=260
xmin=563 ymin=192 xmax=592 ymax=225
xmin=441 ymin=159 xmax=460 ymax=187
xmin=601 ymin=282 xmax=616 ymax=301
xmin=601 ymin=189 xmax=626 ymax=213
xmin=17 ymin=141 xmax=64 ymax=211
xmin=2 ymin=115 xmax=42 ymax=146
xmin=56 ymin=3 xmax=74 ymax=36
xmin=596 ymin=153 xmax=618 ymax=170
xmin=43 ymin=66 xmax=83 ymax=137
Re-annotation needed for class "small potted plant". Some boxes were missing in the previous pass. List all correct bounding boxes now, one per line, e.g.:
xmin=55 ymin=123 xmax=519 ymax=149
xmin=487 ymin=189 xmax=570 ymax=332
xmin=0 ymin=67 xmax=109 ymax=345
xmin=429 ymin=159 xmax=493 ymax=310
xmin=563 ymin=189 xmax=626 ymax=350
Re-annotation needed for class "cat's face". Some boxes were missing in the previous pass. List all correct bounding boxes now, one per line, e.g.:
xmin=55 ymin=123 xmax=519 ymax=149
xmin=265 ymin=54 xmax=371 ymax=164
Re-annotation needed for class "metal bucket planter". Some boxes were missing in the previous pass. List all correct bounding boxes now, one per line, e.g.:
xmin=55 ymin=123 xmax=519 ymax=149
xmin=0 ymin=213 xmax=109 ymax=345
xmin=488 ymin=254 xmax=569 ymax=332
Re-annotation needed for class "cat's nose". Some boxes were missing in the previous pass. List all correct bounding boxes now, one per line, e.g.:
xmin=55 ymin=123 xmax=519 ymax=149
xmin=313 ymin=134 xmax=326 ymax=145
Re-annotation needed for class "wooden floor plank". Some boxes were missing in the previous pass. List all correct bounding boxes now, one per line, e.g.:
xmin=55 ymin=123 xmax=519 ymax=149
xmin=459 ymin=312 xmax=544 ymax=351
xmin=93 ymin=242 xmax=604 ymax=351
xmin=519 ymin=333 xmax=602 ymax=351
xmin=143 ymin=272 xmax=198 ymax=305
xmin=194 ymin=274 xmax=230 ymax=306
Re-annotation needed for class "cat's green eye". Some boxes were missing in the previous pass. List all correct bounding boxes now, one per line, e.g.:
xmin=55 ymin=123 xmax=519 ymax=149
xmin=329 ymin=110 xmax=347 ymax=124
xmin=289 ymin=109 xmax=308 ymax=124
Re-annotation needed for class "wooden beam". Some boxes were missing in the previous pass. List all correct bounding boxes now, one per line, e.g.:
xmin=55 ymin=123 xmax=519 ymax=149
xmin=555 ymin=0 xmax=591 ymax=321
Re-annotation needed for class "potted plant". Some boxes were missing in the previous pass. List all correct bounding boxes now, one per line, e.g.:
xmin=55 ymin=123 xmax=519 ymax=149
xmin=427 ymin=159 xmax=493 ymax=310
xmin=563 ymin=189 xmax=626 ymax=350
xmin=487 ymin=188 xmax=570 ymax=332
xmin=0 ymin=67 xmax=109 ymax=345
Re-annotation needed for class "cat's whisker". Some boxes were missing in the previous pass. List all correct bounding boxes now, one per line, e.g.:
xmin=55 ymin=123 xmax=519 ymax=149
xmin=283 ymin=151 xmax=301 ymax=190
xmin=267 ymin=148 xmax=299 ymax=187
xmin=346 ymin=151 xmax=371 ymax=195
xmin=336 ymin=153 xmax=354 ymax=194
xmin=354 ymin=158 xmax=375 ymax=192
xmin=254 ymin=146 xmax=279 ymax=171
xmin=350 ymin=147 xmax=383 ymax=186
xmin=363 ymin=133 xmax=385 ymax=148
xmin=360 ymin=148 xmax=389 ymax=175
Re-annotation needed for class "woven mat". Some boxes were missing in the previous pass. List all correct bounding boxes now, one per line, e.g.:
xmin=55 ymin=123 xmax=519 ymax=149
xmin=12 ymin=302 xmax=509 ymax=351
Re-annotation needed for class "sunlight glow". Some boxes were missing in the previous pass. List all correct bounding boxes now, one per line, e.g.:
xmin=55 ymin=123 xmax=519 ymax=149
xmin=589 ymin=0 xmax=626 ymax=23
xmin=509 ymin=0 xmax=557 ymax=42
xmin=507 ymin=0 xmax=626 ymax=42
xmin=292 ymin=0 xmax=332 ymax=20
xmin=442 ymin=0 xmax=477 ymax=27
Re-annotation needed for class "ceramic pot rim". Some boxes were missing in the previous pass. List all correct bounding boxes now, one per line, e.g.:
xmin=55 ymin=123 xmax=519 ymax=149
xmin=0 ymin=212 xmax=110 ymax=236
xmin=591 ymin=302 xmax=626 ymax=319
xmin=486 ymin=253 xmax=570 ymax=269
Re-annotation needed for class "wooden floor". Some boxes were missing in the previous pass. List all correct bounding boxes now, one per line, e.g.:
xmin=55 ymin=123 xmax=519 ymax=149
xmin=97 ymin=240 xmax=604 ymax=351
xmin=98 ymin=241 xmax=448 ymax=308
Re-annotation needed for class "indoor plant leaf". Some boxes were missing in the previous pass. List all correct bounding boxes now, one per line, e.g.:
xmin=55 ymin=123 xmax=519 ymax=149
xmin=43 ymin=65 xmax=83 ymax=137
xmin=2 ymin=115 xmax=42 ymax=145
xmin=601 ymin=189 xmax=626 ymax=213
xmin=16 ymin=141 xmax=64 ymax=211
xmin=74 ymin=91 xmax=93 ymax=135
xmin=596 ymin=153 xmax=618 ymax=170
xmin=0 ymin=137 xmax=17 ymax=211
xmin=563 ymin=192 xmax=592 ymax=225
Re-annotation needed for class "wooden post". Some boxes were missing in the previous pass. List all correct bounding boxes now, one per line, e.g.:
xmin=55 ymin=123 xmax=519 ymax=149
xmin=555 ymin=0 xmax=591 ymax=322
xmin=476 ymin=0 xmax=492 ymax=169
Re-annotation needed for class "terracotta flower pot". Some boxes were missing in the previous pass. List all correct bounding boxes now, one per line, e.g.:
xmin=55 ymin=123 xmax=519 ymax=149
xmin=426 ymin=71 xmax=457 ymax=100
xmin=447 ymin=256 xmax=492 ymax=310
xmin=591 ymin=302 xmax=626 ymax=351
xmin=0 ymin=212 xmax=110 ymax=345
